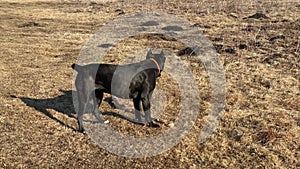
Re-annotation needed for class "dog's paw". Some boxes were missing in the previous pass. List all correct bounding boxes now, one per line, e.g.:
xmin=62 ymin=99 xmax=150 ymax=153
xmin=132 ymin=118 xmax=143 ymax=125
xmin=148 ymin=122 xmax=160 ymax=128
xmin=103 ymin=120 xmax=110 ymax=124
xmin=99 ymin=119 xmax=109 ymax=124
xmin=78 ymin=128 xmax=86 ymax=134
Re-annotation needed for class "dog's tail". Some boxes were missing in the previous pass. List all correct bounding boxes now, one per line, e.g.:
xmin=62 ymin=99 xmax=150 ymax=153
xmin=71 ymin=63 xmax=83 ymax=72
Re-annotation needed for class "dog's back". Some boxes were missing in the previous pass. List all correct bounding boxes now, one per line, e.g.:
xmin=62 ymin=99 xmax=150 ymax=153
xmin=72 ymin=61 xmax=151 ymax=98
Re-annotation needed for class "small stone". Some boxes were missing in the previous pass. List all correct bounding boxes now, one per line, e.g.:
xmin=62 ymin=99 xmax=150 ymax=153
xmin=229 ymin=13 xmax=238 ymax=18
xmin=168 ymin=122 xmax=174 ymax=127
xmin=115 ymin=9 xmax=125 ymax=15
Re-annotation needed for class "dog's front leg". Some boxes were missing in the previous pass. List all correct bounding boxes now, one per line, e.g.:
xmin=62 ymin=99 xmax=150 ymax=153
xmin=142 ymin=96 xmax=160 ymax=128
xmin=92 ymin=89 xmax=109 ymax=124
xmin=133 ymin=96 xmax=142 ymax=122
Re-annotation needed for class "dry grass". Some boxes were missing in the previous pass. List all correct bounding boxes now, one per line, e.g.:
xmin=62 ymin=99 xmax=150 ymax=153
xmin=0 ymin=0 xmax=299 ymax=168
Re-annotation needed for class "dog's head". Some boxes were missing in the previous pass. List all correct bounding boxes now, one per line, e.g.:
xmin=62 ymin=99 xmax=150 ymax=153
xmin=146 ymin=49 xmax=166 ymax=74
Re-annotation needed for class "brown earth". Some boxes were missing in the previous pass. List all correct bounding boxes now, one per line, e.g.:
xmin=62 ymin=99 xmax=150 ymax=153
xmin=0 ymin=0 xmax=299 ymax=168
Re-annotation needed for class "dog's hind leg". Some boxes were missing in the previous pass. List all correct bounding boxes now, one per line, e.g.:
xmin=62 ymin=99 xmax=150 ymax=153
xmin=75 ymin=74 xmax=86 ymax=133
xmin=77 ymin=99 xmax=85 ymax=133
xmin=77 ymin=92 xmax=85 ymax=133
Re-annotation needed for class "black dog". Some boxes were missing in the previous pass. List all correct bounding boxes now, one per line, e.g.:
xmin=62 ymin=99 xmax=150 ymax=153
xmin=72 ymin=49 xmax=166 ymax=132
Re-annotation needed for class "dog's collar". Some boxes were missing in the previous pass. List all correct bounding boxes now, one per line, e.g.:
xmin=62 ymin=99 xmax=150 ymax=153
xmin=149 ymin=57 xmax=160 ymax=74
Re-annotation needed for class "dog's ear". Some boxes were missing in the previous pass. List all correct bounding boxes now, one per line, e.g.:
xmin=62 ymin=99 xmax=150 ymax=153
xmin=146 ymin=49 xmax=153 ymax=58
xmin=149 ymin=49 xmax=153 ymax=54
xmin=160 ymin=50 xmax=164 ymax=56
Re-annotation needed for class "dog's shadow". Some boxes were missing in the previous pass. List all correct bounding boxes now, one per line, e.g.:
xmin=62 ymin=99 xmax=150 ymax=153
xmin=16 ymin=90 xmax=142 ymax=132
xmin=16 ymin=90 xmax=77 ymax=131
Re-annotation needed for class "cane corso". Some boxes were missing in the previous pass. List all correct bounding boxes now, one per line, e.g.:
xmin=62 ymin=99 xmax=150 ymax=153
xmin=72 ymin=49 xmax=166 ymax=132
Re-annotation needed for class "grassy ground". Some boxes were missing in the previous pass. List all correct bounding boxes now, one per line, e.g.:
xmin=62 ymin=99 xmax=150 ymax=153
xmin=0 ymin=0 xmax=299 ymax=168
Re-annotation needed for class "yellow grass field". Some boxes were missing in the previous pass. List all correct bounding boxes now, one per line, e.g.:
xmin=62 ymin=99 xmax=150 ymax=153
xmin=0 ymin=0 xmax=299 ymax=168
